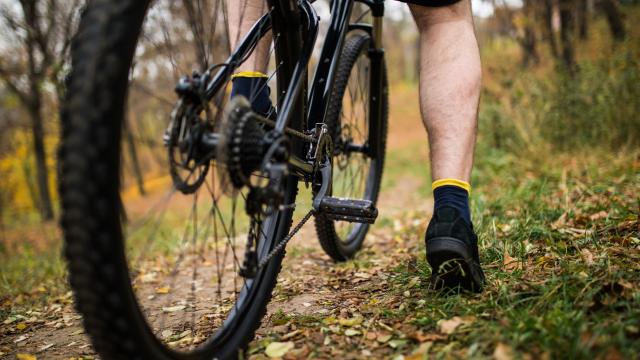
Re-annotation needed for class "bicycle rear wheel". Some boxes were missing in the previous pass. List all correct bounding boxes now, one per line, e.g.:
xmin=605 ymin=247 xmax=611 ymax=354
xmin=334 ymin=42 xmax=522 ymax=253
xmin=315 ymin=33 xmax=389 ymax=261
xmin=59 ymin=0 xmax=303 ymax=358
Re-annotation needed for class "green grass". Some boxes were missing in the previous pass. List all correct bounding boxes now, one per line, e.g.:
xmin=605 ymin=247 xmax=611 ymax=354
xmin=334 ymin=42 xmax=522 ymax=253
xmin=252 ymin=147 xmax=637 ymax=359
xmin=382 ymin=149 xmax=640 ymax=358
xmin=0 ymin=238 xmax=67 ymax=306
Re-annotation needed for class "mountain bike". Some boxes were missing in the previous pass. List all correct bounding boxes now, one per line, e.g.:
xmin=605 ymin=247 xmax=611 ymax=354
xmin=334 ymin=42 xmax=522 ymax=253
xmin=59 ymin=0 xmax=387 ymax=358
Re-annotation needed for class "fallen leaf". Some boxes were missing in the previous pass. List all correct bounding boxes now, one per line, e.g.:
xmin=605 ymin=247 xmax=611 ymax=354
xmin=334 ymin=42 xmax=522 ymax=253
xmin=409 ymin=330 xmax=447 ymax=342
xmin=581 ymin=249 xmax=595 ymax=266
xmin=265 ymin=341 xmax=295 ymax=358
xmin=156 ymin=287 xmax=170 ymax=294
xmin=281 ymin=330 xmax=301 ymax=341
xmin=38 ymin=343 xmax=54 ymax=352
xmin=339 ymin=317 xmax=363 ymax=327
xmin=494 ymin=342 xmax=514 ymax=360
xmin=14 ymin=334 xmax=29 ymax=343
xmin=354 ymin=272 xmax=372 ymax=279
xmin=406 ymin=341 xmax=433 ymax=359
xmin=407 ymin=276 xmax=420 ymax=288
xmin=589 ymin=211 xmax=608 ymax=221
xmin=139 ymin=272 xmax=158 ymax=283
xmin=378 ymin=321 xmax=394 ymax=331
xmin=177 ymin=330 xmax=191 ymax=339
xmin=285 ymin=344 xmax=311 ymax=359
xmin=503 ymin=250 xmax=521 ymax=272
xmin=388 ymin=339 xmax=408 ymax=349
xmin=4 ymin=315 xmax=22 ymax=325
xmin=16 ymin=323 xmax=27 ymax=330
xmin=344 ymin=329 xmax=361 ymax=337
xmin=376 ymin=332 xmax=392 ymax=343
xmin=437 ymin=316 xmax=475 ymax=335
xmin=162 ymin=305 xmax=186 ymax=313
xmin=16 ymin=354 xmax=36 ymax=360
xmin=322 ymin=316 xmax=337 ymax=325
xmin=551 ymin=212 xmax=567 ymax=229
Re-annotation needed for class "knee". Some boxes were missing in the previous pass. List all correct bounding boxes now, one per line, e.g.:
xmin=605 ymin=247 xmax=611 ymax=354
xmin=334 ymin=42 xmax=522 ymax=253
xmin=410 ymin=1 xmax=473 ymax=31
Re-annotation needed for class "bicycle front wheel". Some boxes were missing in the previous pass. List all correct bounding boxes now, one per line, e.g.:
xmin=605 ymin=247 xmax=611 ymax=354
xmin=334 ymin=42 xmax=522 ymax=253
xmin=315 ymin=33 xmax=389 ymax=261
xmin=59 ymin=0 xmax=303 ymax=359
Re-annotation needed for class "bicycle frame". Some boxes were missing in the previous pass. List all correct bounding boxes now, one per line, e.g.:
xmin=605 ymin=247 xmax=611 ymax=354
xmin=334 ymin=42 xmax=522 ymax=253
xmin=202 ymin=0 xmax=386 ymax=180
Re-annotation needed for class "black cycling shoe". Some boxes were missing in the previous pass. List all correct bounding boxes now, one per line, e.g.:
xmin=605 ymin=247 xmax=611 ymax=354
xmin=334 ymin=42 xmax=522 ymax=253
xmin=425 ymin=206 xmax=485 ymax=293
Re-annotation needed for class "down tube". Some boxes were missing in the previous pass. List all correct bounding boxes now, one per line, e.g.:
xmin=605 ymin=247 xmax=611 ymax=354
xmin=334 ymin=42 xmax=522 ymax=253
xmin=306 ymin=0 xmax=355 ymax=131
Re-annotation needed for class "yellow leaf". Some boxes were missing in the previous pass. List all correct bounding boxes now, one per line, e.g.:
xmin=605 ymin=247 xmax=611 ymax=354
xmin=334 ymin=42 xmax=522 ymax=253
xmin=339 ymin=316 xmax=363 ymax=327
xmin=156 ymin=287 xmax=170 ymax=294
xmin=264 ymin=341 xmax=295 ymax=358
xmin=16 ymin=323 xmax=27 ymax=330
xmin=322 ymin=316 xmax=337 ymax=325
xmin=16 ymin=354 xmax=37 ymax=360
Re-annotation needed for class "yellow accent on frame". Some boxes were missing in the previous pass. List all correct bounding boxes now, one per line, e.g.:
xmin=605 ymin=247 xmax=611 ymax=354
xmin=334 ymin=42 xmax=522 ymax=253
xmin=432 ymin=178 xmax=471 ymax=193
xmin=231 ymin=71 xmax=269 ymax=79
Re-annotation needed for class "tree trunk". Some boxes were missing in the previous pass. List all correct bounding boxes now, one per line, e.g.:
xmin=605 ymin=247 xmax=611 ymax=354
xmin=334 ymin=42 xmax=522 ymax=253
xmin=542 ymin=0 xmax=559 ymax=59
xmin=577 ymin=0 xmax=589 ymax=39
xmin=124 ymin=114 xmax=146 ymax=196
xmin=559 ymin=0 xmax=577 ymax=74
xmin=597 ymin=0 xmax=626 ymax=41
xmin=28 ymin=98 xmax=54 ymax=220
xmin=520 ymin=0 xmax=539 ymax=67
xmin=519 ymin=27 xmax=539 ymax=67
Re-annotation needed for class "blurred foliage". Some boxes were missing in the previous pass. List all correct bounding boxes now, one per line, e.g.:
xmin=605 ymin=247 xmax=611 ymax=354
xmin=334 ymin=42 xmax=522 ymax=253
xmin=478 ymin=5 xmax=639 ymax=155
xmin=0 ymin=129 xmax=58 ymax=226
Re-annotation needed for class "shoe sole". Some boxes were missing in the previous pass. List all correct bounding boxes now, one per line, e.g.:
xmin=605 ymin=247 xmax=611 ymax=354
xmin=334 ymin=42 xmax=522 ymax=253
xmin=427 ymin=237 xmax=484 ymax=293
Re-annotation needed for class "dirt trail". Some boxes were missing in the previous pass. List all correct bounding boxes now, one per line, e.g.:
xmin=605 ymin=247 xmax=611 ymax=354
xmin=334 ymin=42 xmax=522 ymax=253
xmin=0 ymin=171 xmax=428 ymax=359
xmin=1 ymin=84 xmax=428 ymax=359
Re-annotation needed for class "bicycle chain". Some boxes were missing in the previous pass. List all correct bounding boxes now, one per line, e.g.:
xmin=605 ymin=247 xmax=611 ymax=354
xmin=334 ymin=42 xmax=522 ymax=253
xmin=254 ymin=116 xmax=315 ymax=143
xmin=255 ymin=209 xmax=315 ymax=271
xmin=243 ymin=116 xmax=320 ymax=273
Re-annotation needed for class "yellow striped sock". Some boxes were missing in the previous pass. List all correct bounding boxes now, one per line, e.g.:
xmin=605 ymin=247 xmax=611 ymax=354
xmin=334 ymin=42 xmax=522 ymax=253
xmin=432 ymin=178 xmax=471 ymax=194
xmin=231 ymin=71 xmax=268 ymax=79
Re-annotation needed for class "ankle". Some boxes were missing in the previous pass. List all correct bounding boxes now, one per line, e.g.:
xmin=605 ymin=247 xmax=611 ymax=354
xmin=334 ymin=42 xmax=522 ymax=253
xmin=230 ymin=72 xmax=272 ymax=115
xmin=432 ymin=179 xmax=471 ymax=225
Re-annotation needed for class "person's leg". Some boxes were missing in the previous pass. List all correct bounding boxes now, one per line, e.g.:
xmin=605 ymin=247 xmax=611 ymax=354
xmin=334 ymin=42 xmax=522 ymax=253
xmin=227 ymin=0 xmax=273 ymax=115
xmin=409 ymin=0 xmax=484 ymax=292
xmin=410 ymin=1 xmax=481 ymax=185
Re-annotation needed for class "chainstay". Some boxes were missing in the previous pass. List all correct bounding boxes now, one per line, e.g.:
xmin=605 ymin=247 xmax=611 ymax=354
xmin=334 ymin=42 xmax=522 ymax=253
xmin=257 ymin=209 xmax=315 ymax=270
xmin=254 ymin=116 xmax=315 ymax=143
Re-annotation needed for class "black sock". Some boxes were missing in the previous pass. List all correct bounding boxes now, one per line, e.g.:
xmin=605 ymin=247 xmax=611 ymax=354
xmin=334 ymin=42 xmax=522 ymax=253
xmin=230 ymin=75 xmax=272 ymax=116
xmin=433 ymin=184 xmax=471 ymax=225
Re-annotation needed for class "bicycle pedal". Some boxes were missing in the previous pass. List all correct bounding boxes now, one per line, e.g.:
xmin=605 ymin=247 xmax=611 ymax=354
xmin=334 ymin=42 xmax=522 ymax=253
xmin=319 ymin=197 xmax=378 ymax=224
